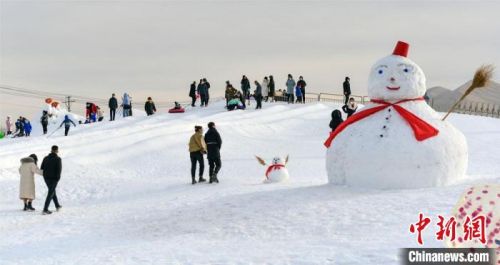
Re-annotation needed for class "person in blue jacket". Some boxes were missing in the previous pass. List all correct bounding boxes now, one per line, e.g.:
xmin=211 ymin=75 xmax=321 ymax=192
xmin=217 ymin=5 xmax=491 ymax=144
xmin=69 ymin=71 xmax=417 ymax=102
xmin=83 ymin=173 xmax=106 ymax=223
xmin=295 ymin=85 xmax=303 ymax=103
xmin=59 ymin=115 xmax=76 ymax=136
xmin=23 ymin=118 xmax=32 ymax=137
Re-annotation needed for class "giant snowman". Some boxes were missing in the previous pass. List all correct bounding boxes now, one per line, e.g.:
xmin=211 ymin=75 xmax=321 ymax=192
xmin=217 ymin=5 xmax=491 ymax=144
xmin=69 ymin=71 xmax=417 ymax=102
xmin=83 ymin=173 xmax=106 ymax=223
xmin=325 ymin=41 xmax=468 ymax=189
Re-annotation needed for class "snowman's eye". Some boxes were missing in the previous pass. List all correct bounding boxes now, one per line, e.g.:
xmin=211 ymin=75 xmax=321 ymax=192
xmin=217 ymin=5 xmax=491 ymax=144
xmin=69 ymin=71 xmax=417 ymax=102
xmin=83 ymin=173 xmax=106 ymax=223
xmin=378 ymin=69 xmax=384 ymax=74
xmin=399 ymin=64 xmax=414 ymax=74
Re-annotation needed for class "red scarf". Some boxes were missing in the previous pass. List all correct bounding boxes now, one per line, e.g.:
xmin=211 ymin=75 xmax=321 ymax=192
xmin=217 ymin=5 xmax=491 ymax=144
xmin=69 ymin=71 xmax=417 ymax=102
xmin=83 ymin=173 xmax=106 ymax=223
xmin=265 ymin=164 xmax=285 ymax=178
xmin=324 ymin=97 xmax=438 ymax=148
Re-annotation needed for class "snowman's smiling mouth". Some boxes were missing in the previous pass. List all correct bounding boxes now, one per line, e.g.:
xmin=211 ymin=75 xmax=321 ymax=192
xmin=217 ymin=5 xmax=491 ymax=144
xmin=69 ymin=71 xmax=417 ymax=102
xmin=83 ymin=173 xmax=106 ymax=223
xmin=386 ymin=86 xmax=400 ymax=91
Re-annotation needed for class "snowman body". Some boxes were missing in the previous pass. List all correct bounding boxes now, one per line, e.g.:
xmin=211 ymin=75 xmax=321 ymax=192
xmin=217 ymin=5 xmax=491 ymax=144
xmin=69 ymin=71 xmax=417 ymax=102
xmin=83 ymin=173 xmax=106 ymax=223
xmin=265 ymin=166 xmax=290 ymax=183
xmin=326 ymin=42 xmax=468 ymax=189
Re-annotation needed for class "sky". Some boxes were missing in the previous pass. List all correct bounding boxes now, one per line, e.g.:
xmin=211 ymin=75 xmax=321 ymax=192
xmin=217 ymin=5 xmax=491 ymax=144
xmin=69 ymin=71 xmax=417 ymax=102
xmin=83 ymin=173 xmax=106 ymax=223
xmin=1 ymin=0 xmax=499 ymax=120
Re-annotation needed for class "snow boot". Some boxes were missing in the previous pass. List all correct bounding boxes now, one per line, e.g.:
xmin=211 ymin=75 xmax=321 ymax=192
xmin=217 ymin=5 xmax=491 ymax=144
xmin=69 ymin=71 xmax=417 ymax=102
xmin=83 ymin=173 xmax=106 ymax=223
xmin=192 ymin=178 xmax=197 ymax=185
xmin=56 ymin=206 xmax=62 ymax=212
xmin=23 ymin=203 xmax=27 ymax=211
xmin=42 ymin=210 xmax=52 ymax=215
xmin=209 ymin=175 xmax=214 ymax=184
xmin=27 ymin=202 xmax=35 ymax=211
xmin=214 ymin=173 xmax=219 ymax=183
xmin=199 ymin=177 xmax=206 ymax=183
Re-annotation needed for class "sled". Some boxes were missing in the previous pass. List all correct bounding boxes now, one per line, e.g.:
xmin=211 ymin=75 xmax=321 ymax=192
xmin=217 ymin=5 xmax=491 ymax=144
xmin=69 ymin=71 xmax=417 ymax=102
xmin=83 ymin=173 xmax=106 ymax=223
xmin=168 ymin=107 xmax=185 ymax=113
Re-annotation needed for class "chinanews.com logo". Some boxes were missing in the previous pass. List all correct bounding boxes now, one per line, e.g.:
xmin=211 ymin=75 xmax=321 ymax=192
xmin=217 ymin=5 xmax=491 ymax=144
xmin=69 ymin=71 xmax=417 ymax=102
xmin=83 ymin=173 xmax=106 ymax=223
xmin=401 ymin=248 xmax=494 ymax=265
xmin=401 ymin=213 xmax=498 ymax=265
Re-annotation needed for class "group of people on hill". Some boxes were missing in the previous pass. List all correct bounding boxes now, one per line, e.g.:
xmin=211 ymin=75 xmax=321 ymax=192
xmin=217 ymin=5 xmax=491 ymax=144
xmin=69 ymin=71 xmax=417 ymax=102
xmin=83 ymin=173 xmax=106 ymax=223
xmin=221 ymin=74 xmax=308 ymax=111
xmin=5 ymin=116 xmax=32 ymax=138
xmin=329 ymin=76 xmax=358 ymax=131
xmin=18 ymin=145 xmax=63 ymax=215
xmin=85 ymin=102 xmax=104 ymax=123
xmin=189 ymin=78 xmax=211 ymax=107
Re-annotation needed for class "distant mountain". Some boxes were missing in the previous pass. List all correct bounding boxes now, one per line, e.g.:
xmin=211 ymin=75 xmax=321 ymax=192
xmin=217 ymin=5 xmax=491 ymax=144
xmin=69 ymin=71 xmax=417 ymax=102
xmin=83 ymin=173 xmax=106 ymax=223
xmin=427 ymin=80 xmax=500 ymax=112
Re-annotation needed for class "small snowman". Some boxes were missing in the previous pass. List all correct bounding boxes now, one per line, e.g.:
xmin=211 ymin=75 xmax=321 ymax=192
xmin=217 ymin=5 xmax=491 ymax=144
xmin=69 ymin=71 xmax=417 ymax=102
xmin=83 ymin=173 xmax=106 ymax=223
xmin=256 ymin=155 xmax=290 ymax=183
xmin=324 ymin=41 xmax=468 ymax=189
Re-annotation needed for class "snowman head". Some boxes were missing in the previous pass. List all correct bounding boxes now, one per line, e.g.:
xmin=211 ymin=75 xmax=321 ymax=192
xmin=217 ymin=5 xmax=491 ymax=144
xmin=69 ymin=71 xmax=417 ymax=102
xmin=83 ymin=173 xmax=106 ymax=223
xmin=368 ymin=41 xmax=426 ymax=101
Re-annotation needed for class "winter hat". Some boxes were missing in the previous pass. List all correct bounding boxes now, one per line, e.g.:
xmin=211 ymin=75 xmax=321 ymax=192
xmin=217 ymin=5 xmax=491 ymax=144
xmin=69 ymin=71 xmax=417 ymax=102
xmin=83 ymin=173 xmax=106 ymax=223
xmin=29 ymin=154 xmax=38 ymax=164
xmin=392 ymin=41 xmax=409 ymax=57
xmin=208 ymin=122 xmax=215 ymax=128
xmin=51 ymin=145 xmax=59 ymax=152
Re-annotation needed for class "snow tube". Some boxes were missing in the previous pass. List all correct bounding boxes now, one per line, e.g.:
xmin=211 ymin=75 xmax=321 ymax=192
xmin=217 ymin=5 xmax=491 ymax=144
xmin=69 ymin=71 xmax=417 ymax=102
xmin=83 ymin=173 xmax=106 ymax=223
xmin=51 ymin=101 xmax=60 ymax=108
xmin=45 ymin=98 xmax=53 ymax=104
xmin=0 ymin=131 xmax=4 ymax=139
xmin=168 ymin=107 xmax=185 ymax=113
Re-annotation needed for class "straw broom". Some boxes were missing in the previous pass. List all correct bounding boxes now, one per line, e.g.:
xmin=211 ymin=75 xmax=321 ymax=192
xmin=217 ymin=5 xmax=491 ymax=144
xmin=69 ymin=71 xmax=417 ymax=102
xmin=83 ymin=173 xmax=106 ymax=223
xmin=442 ymin=65 xmax=494 ymax=121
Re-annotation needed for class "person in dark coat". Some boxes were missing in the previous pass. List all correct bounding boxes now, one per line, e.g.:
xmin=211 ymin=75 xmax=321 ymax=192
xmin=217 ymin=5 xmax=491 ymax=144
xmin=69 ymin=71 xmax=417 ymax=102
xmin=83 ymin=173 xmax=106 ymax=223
xmin=297 ymin=76 xmax=307 ymax=104
xmin=197 ymin=79 xmax=206 ymax=107
xmin=203 ymin=78 xmax=210 ymax=106
xmin=269 ymin=75 xmax=275 ymax=102
xmin=40 ymin=145 xmax=62 ymax=215
xmin=329 ymin=109 xmax=344 ymax=132
xmin=59 ymin=115 xmax=76 ymax=136
xmin=343 ymin=77 xmax=351 ymax=105
xmin=144 ymin=97 xmax=157 ymax=116
xmin=342 ymin=97 xmax=358 ymax=118
xmin=241 ymin=75 xmax=251 ymax=107
xmin=254 ymin=81 xmax=262 ymax=109
xmin=40 ymin=111 xmax=49 ymax=134
xmin=204 ymin=122 xmax=222 ymax=183
xmin=189 ymin=81 xmax=197 ymax=107
xmin=108 ymin=93 xmax=118 ymax=121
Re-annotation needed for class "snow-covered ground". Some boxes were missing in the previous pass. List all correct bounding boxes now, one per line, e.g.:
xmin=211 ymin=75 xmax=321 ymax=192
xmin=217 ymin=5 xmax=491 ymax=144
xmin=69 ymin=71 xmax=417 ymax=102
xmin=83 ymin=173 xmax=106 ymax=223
xmin=0 ymin=100 xmax=499 ymax=265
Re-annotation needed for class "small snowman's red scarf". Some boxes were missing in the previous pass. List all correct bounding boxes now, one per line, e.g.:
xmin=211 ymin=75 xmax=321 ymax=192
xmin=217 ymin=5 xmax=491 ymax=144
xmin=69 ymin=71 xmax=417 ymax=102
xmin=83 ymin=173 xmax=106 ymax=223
xmin=266 ymin=164 xmax=285 ymax=179
xmin=324 ymin=97 xmax=439 ymax=148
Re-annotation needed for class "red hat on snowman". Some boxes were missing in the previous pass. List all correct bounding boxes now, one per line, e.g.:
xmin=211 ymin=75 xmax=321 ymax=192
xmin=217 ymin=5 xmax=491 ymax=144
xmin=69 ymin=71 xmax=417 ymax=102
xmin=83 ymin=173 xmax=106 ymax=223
xmin=392 ymin=41 xmax=409 ymax=57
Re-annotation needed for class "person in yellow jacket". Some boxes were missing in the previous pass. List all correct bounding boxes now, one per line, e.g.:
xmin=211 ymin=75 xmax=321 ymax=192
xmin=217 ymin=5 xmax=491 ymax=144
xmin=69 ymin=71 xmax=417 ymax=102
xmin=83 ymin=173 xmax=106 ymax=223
xmin=189 ymin=125 xmax=207 ymax=184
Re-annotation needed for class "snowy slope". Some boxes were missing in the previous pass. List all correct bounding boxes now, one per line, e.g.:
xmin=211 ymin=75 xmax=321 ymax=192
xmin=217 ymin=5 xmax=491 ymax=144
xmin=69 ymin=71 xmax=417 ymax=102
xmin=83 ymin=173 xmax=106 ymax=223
xmin=0 ymin=100 xmax=499 ymax=265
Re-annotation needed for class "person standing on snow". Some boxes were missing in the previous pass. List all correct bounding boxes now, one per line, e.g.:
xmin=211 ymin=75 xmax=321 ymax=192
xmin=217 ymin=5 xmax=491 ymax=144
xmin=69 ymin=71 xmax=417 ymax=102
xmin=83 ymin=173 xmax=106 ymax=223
xmin=23 ymin=118 xmax=32 ymax=137
xmin=342 ymin=97 xmax=358 ymax=118
xmin=262 ymin=76 xmax=269 ymax=102
xmin=108 ymin=93 xmax=118 ymax=121
xmin=203 ymin=78 xmax=211 ymax=106
xmin=144 ymin=97 xmax=157 ymax=116
xmin=241 ymin=75 xmax=251 ymax=107
xmin=254 ymin=80 xmax=263 ymax=109
xmin=40 ymin=111 xmax=49 ymax=134
xmin=286 ymin=74 xmax=296 ymax=104
xmin=40 ymin=145 xmax=62 ymax=215
xmin=295 ymin=85 xmax=303 ymax=103
xmin=5 ymin=116 xmax=12 ymax=135
xmin=297 ymin=76 xmax=307 ymax=103
xmin=19 ymin=154 xmax=43 ymax=211
xmin=189 ymin=81 xmax=197 ymax=107
xmin=204 ymin=122 xmax=222 ymax=183
xmin=189 ymin=125 xmax=207 ymax=184
xmin=198 ymin=79 xmax=206 ymax=107
xmin=329 ymin=109 xmax=344 ymax=132
xmin=122 ymin=93 xmax=131 ymax=117
xmin=268 ymin=75 xmax=275 ymax=102
xmin=343 ymin=76 xmax=351 ymax=105
xmin=59 ymin=115 xmax=76 ymax=136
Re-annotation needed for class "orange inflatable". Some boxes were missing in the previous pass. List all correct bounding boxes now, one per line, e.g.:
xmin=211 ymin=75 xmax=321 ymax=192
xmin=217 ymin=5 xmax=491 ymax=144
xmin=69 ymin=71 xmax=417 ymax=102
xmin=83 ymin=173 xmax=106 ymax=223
xmin=45 ymin=98 xmax=53 ymax=104
xmin=51 ymin=102 xmax=60 ymax=108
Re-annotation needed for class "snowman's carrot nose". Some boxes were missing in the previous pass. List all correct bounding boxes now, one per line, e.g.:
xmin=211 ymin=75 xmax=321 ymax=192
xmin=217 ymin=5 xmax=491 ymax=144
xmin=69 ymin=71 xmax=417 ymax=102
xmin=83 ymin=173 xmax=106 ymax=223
xmin=390 ymin=77 xmax=396 ymax=82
